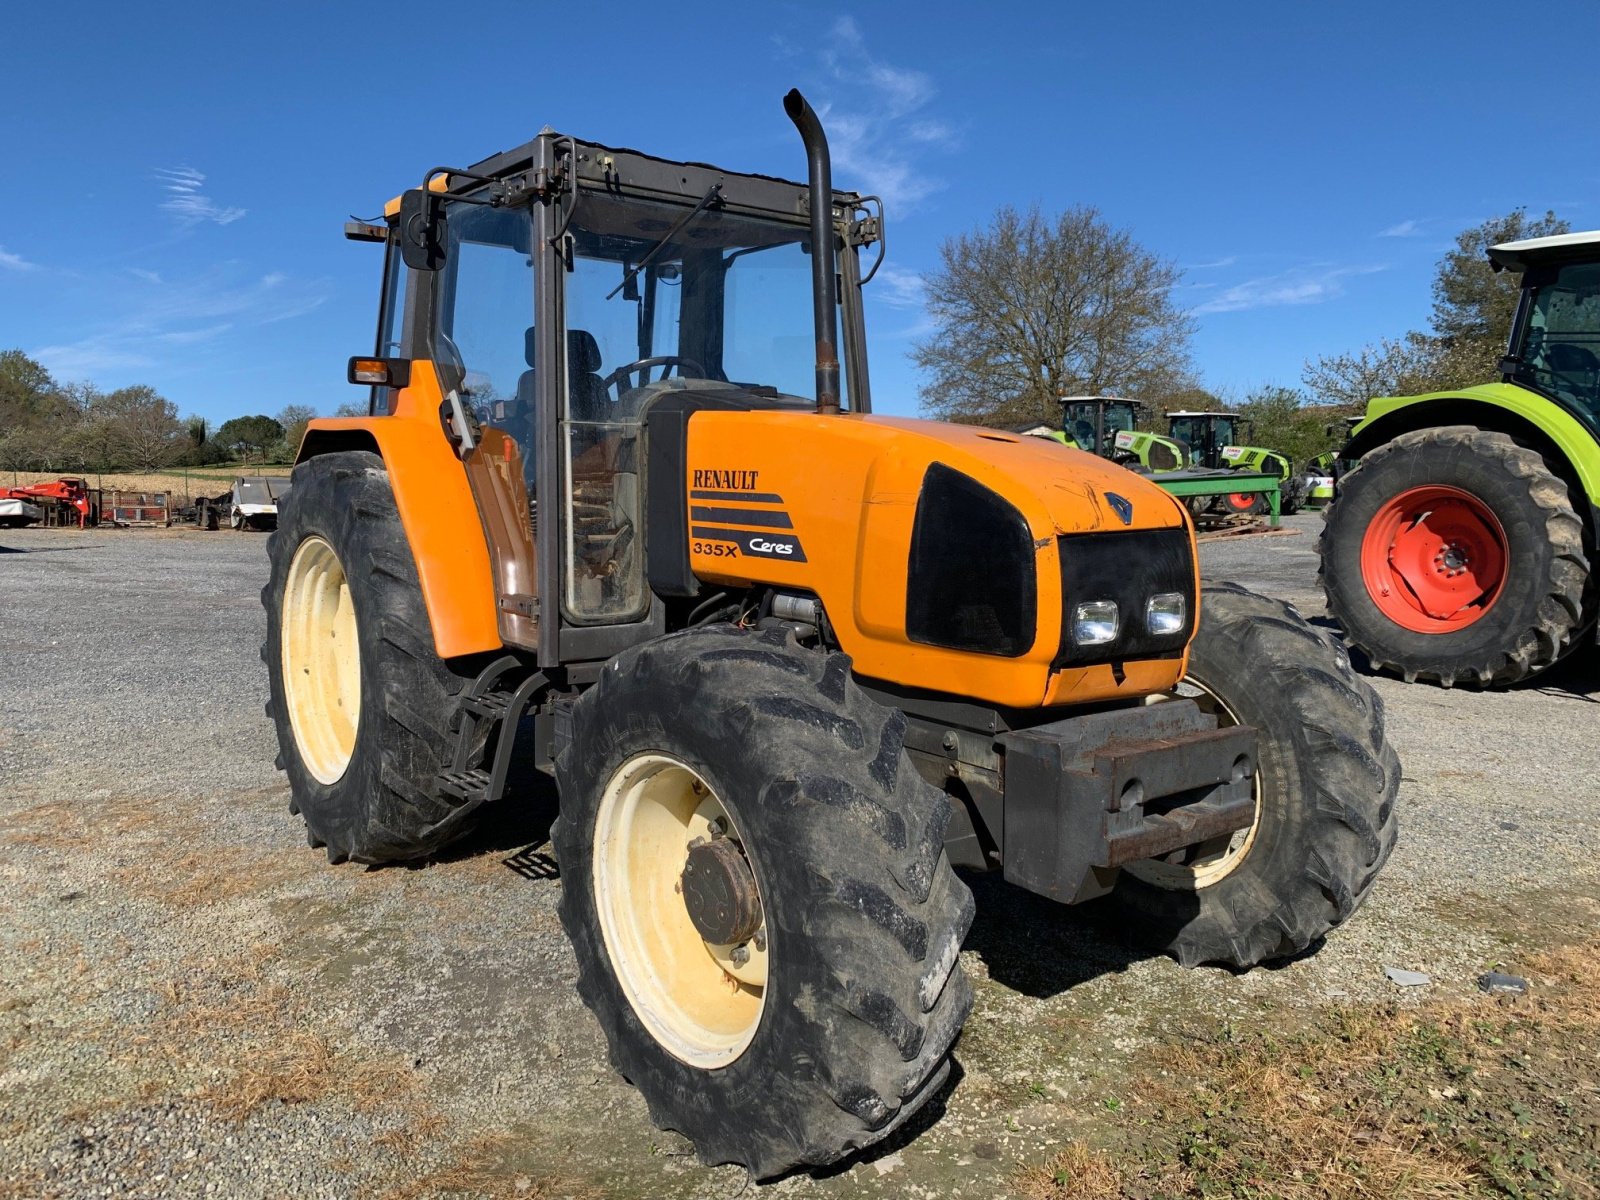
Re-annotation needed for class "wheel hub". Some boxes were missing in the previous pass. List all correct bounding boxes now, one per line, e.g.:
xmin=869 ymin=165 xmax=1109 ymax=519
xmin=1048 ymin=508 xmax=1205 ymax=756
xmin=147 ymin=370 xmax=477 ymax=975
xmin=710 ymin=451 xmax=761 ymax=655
xmin=681 ymin=836 xmax=763 ymax=946
xmin=1359 ymin=485 xmax=1508 ymax=632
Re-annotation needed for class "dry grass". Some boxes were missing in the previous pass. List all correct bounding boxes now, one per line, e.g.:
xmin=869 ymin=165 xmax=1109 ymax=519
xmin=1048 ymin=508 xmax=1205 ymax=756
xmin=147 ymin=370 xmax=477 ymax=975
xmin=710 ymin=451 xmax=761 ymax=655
xmin=1012 ymin=939 xmax=1600 ymax=1199
xmin=377 ymin=1133 xmax=551 ymax=1200
xmin=1013 ymin=1142 xmax=1124 ymax=1200
xmin=110 ymin=846 xmax=311 ymax=907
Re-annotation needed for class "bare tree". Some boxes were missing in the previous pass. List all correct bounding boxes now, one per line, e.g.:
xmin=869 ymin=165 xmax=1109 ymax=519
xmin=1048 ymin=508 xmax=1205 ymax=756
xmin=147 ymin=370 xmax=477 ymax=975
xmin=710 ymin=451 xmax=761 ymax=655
xmin=913 ymin=205 xmax=1197 ymax=426
xmin=276 ymin=404 xmax=317 ymax=454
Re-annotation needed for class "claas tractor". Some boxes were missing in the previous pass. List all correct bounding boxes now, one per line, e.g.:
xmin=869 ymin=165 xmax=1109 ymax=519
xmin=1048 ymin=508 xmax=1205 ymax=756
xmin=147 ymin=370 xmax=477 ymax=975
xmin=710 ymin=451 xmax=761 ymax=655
xmin=1321 ymin=230 xmax=1600 ymax=687
xmin=262 ymin=91 xmax=1398 ymax=1177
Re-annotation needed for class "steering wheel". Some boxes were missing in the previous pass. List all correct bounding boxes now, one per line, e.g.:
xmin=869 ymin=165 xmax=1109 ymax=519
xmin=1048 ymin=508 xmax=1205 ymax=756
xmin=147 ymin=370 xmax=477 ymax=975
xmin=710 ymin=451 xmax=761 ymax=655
xmin=601 ymin=355 xmax=705 ymax=399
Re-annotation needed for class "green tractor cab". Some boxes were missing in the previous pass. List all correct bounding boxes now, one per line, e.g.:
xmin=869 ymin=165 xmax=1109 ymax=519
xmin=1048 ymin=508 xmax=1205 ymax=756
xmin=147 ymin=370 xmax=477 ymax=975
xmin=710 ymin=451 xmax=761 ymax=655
xmin=1320 ymin=229 xmax=1600 ymax=687
xmin=1055 ymin=396 xmax=1187 ymax=467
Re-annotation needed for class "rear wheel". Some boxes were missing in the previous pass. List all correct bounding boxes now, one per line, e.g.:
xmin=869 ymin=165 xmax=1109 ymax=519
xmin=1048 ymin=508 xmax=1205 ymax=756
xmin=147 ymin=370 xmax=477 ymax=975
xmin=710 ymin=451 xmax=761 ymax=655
xmin=263 ymin=450 xmax=486 ymax=863
xmin=553 ymin=626 xmax=973 ymax=1178
xmin=1320 ymin=426 xmax=1590 ymax=686
xmin=1110 ymin=584 xmax=1399 ymax=968
xmin=1220 ymin=491 xmax=1266 ymax=516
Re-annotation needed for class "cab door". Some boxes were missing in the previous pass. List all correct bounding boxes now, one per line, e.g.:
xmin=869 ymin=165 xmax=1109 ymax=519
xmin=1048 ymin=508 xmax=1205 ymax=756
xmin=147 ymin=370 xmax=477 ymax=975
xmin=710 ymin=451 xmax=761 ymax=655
xmin=431 ymin=198 xmax=541 ymax=650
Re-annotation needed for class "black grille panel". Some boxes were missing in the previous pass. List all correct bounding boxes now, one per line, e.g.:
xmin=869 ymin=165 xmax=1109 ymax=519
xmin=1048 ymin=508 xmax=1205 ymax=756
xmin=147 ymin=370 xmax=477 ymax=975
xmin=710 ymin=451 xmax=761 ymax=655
xmin=906 ymin=463 xmax=1037 ymax=657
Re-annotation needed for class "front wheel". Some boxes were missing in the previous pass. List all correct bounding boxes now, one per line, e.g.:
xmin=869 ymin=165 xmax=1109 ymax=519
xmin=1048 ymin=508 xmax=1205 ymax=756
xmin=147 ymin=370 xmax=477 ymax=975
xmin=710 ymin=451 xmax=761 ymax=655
xmin=1107 ymin=583 xmax=1400 ymax=968
xmin=553 ymin=626 xmax=973 ymax=1178
xmin=262 ymin=451 xmax=486 ymax=863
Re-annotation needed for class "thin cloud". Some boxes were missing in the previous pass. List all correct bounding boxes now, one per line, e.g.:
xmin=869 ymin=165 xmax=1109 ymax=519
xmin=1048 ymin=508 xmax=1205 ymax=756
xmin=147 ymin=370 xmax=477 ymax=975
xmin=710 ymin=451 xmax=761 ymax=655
xmin=870 ymin=264 xmax=926 ymax=310
xmin=1193 ymin=264 xmax=1387 ymax=315
xmin=1378 ymin=219 xmax=1423 ymax=238
xmin=815 ymin=17 xmax=945 ymax=211
xmin=32 ymin=268 xmax=328 ymax=383
xmin=0 ymin=246 xmax=37 ymax=271
xmin=156 ymin=166 xmax=246 ymax=226
xmin=1182 ymin=255 xmax=1238 ymax=270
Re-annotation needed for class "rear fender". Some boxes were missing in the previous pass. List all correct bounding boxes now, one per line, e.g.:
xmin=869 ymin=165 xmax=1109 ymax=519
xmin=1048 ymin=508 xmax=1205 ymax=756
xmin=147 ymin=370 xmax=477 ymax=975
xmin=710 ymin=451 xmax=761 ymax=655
xmin=295 ymin=361 xmax=502 ymax=660
xmin=1347 ymin=383 xmax=1600 ymax=508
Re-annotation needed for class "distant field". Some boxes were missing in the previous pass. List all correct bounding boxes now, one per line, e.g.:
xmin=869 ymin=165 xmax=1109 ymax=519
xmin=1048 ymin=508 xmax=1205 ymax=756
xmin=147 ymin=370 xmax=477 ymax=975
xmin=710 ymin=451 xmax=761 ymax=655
xmin=5 ymin=466 xmax=291 ymax=502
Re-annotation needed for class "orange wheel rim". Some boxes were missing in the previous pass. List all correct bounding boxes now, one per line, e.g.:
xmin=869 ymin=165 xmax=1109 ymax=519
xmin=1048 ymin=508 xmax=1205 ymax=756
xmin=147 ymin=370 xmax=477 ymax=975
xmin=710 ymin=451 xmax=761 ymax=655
xmin=1359 ymin=486 xmax=1507 ymax=633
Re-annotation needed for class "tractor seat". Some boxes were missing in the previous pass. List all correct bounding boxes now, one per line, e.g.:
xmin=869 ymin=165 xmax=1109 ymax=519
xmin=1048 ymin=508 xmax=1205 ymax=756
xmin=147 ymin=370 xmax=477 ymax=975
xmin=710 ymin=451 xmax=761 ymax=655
xmin=567 ymin=329 xmax=611 ymax=421
xmin=1547 ymin=342 xmax=1599 ymax=374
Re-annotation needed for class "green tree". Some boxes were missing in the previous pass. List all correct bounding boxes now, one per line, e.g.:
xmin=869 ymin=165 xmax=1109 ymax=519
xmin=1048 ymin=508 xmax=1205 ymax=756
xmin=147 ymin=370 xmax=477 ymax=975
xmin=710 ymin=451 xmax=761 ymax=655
xmin=1235 ymin=385 xmax=1355 ymax=466
xmin=914 ymin=205 xmax=1197 ymax=426
xmin=214 ymin=414 xmax=284 ymax=463
xmin=0 ymin=350 xmax=80 ymax=469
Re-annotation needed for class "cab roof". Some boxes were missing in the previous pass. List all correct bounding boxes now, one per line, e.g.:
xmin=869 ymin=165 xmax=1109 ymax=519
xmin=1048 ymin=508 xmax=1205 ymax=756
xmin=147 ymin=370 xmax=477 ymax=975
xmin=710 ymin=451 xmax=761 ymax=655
xmin=1488 ymin=230 xmax=1600 ymax=273
xmin=1166 ymin=410 xmax=1240 ymax=418
xmin=384 ymin=134 xmax=864 ymax=225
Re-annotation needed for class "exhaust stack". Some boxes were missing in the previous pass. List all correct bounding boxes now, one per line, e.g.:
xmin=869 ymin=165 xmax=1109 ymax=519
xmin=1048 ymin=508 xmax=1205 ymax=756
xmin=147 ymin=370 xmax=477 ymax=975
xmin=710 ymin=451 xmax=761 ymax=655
xmin=783 ymin=88 xmax=841 ymax=415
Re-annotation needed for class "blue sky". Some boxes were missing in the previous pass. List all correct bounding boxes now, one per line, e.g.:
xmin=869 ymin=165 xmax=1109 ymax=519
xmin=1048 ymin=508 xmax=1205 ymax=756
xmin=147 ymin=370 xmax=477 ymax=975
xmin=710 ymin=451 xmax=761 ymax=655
xmin=3 ymin=0 xmax=1597 ymax=423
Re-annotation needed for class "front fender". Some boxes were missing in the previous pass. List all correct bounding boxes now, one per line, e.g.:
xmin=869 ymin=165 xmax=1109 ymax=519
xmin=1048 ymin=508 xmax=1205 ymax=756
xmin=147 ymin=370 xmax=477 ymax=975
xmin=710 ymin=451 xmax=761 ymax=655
xmin=296 ymin=362 xmax=502 ymax=660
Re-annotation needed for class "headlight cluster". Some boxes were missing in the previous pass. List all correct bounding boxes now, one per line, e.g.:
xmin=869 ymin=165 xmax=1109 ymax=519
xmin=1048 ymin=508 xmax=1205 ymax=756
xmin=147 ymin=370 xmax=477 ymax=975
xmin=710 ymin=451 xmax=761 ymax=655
xmin=1056 ymin=529 xmax=1196 ymax=667
xmin=1071 ymin=592 xmax=1187 ymax=646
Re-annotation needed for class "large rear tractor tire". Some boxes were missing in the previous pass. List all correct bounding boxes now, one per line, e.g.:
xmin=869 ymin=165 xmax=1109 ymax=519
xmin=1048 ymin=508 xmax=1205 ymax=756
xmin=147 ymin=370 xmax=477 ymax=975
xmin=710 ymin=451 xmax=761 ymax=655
xmin=262 ymin=450 xmax=486 ymax=864
xmin=552 ymin=625 xmax=974 ymax=1178
xmin=1108 ymin=583 xmax=1400 ymax=968
xmin=1320 ymin=426 xmax=1590 ymax=687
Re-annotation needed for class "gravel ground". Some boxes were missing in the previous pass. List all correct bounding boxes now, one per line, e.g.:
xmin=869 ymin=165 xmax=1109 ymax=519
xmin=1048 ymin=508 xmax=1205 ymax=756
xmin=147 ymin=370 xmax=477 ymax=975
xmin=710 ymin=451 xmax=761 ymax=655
xmin=2 ymin=516 xmax=1597 ymax=1199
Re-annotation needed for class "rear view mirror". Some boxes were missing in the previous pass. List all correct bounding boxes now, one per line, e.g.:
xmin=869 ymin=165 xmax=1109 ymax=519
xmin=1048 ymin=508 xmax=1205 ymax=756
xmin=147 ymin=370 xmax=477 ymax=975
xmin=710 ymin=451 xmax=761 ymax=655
xmin=398 ymin=189 xmax=448 ymax=271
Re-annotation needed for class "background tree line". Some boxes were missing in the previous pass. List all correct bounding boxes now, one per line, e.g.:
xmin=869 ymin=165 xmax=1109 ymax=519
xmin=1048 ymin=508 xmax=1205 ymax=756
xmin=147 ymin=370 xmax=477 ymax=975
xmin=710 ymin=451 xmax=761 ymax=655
xmin=916 ymin=204 xmax=1566 ymax=465
xmin=0 ymin=350 xmax=357 ymax=474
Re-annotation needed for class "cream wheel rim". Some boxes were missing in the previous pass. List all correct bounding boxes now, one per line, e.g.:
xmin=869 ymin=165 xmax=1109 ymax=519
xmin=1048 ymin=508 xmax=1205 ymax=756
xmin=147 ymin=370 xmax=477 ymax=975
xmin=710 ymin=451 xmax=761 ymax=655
xmin=1126 ymin=675 xmax=1262 ymax=891
xmin=594 ymin=753 xmax=768 ymax=1068
xmin=280 ymin=535 xmax=361 ymax=785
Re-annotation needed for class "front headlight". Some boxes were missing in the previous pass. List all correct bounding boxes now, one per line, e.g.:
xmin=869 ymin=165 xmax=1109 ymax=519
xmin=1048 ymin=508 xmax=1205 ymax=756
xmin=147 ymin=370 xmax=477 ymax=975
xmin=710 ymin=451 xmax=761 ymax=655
xmin=1073 ymin=600 xmax=1119 ymax=645
xmin=1146 ymin=592 xmax=1187 ymax=636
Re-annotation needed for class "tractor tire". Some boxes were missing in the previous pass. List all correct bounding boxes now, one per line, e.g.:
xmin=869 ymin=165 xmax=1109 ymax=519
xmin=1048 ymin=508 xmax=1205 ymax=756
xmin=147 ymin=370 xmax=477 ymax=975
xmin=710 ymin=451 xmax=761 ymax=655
xmin=1108 ymin=583 xmax=1399 ymax=968
xmin=262 ymin=450 xmax=486 ymax=864
xmin=1319 ymin=426 xmax=1590 ymax=687
xmin=1279 ymin=475 xmax=1309 ymax=516
xmin=1219 ymin=491 xmax=1267 ymax=517
xmin=552 ymin=625 xmax=974 ymax=1179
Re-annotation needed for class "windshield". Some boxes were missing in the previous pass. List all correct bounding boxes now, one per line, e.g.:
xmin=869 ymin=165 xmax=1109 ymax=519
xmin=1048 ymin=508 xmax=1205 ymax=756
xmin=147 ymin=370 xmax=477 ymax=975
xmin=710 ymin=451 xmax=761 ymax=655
xmin=1062 ymin=402 xmax=1137 ymax=454
xmin=1513 ymin=262 xmax=1600 ymax=428
xmin=567 ymin=191 xmax=839 ymax=407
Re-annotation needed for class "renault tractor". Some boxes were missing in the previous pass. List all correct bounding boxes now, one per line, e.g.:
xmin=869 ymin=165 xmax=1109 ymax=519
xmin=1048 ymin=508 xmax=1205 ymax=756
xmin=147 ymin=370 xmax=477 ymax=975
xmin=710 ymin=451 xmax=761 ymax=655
xmin=262 ymin=91 xmax=1398 ymax=1178
xmin=1321 ymin=231 xmax=1600 ymax=687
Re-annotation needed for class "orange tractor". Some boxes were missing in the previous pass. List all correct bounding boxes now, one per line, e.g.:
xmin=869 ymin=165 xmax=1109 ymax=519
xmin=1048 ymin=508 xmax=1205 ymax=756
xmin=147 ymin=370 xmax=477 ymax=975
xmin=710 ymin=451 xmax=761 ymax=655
xmin=262 ymin=91 xmax=1398 ymax=1176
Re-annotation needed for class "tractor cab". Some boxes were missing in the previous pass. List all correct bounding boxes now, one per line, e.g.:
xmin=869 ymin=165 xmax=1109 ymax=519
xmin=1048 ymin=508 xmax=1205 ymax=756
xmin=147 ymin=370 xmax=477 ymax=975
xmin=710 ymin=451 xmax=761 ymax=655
xmin=1059 ymin=395 xmax=1143 ymax=456
xmin=1166 ymin=411 xmax=1251 ymax=470
xmin=343 ymin=115 xmax=883 ymax=654
xmin=1492 ymin=232 xmax=1600 ymax=429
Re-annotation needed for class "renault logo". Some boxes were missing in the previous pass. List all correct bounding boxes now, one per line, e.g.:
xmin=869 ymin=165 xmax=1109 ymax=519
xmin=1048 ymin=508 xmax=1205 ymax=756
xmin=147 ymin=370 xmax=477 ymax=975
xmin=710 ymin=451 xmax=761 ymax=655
xmin=1106 ymin=491 xmax=1134 ymax=525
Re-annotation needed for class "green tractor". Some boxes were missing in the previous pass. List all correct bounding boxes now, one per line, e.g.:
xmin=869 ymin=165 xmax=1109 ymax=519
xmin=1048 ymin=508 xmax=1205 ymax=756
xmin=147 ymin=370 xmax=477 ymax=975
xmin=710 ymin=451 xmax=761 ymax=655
xmin=1167 ymin=411 xmax=1310 ymax=516
xmin=1057 ymin=396 xmax=1187 ymax=469
xmin=1320 ymin=230 xmax=1600 ymax=687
